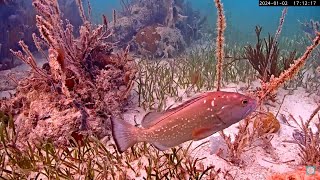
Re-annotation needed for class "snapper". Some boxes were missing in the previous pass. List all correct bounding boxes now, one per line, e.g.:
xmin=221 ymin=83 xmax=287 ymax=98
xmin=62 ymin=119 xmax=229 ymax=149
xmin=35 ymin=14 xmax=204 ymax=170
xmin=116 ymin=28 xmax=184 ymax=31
xmin=111 ymin=91 xmax=257 ymax=153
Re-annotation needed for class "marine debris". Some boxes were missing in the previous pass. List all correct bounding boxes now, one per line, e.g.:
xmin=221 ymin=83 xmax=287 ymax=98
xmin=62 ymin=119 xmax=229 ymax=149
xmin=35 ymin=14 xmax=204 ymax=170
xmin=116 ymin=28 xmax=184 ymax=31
xmin=0 ymin=0 xmax=137 ymax=147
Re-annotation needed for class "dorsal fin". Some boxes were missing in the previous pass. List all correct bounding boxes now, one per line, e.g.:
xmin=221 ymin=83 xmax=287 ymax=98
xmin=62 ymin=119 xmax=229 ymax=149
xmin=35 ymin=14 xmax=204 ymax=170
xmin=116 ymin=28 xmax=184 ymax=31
xmin=141 ymin=92 xmax=211 ymax=128
xmin=164 ymin=92 xmax=211 ymax=113
xmin=141 ymin=111 xmax=165 ymax=128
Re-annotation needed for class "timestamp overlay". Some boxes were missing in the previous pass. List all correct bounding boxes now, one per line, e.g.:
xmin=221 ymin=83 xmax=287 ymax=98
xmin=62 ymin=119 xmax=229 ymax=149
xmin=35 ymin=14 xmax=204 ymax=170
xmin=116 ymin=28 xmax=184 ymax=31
xmin=259 ymin=0 xmax=320 ymax=6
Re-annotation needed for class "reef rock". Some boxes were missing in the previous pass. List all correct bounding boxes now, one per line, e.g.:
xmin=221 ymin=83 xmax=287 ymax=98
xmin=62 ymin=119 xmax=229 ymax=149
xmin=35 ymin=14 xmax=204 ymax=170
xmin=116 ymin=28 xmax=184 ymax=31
xmin=111 ymin=0 xmax=205 ymax=57
xmin=135 ymin=25 xmax=186 ymax=58
xmin=112 ymin=1 xmax=164 ymax=45
xmin=0 ymin=0 xmax=137 ymax=148
xmin=253 ymin=112 xmax=281 ymax=136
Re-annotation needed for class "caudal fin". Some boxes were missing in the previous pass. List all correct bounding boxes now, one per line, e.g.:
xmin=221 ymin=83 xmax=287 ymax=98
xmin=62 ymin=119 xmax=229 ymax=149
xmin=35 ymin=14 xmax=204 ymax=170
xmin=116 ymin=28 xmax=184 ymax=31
xmin=111 ymin=116 xmax=138 ymax=153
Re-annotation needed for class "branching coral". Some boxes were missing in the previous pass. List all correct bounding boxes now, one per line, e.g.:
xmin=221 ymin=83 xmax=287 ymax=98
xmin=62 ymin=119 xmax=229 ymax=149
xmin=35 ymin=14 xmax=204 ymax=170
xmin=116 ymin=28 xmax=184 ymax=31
xmin=286 ymin=104 xmax=320 ymax=167
xmin=258 ymin=32 xmax=320 ymax=102
xmin=215 ymin=4 xmax=319 ymax=166
xmin=263 ymin=7 xmax=287 ymax=81
xmin=2 ymin=0 xmax=137 ymax=147
xmin=245 ymin=26 xmax=279 ymax=80
xmin=243 ymin=26 xmax=296 ymax=82
xmin=214 ymin=0 xmax=226 ymax=91
xmin=219 ymin=118 xmax=256 ymax=165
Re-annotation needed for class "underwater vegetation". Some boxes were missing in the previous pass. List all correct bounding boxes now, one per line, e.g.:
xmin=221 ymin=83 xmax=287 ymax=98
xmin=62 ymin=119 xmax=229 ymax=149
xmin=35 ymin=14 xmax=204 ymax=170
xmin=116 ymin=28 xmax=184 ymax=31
xmin=0 ymin=0 xmax=319 ymax=179
xmin=243 ymin=25 xmax=296 ymax=82
xmin=1 ymin=0 xmax=137 ymax=147
xmin=0 ymin=111 xmax=234 ymax=179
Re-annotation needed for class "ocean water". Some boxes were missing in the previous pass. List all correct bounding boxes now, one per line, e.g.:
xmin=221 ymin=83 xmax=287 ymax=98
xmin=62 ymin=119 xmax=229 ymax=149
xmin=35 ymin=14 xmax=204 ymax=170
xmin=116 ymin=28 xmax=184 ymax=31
xmin=0 ymin=0 xmax=318 ymax=67
xmin=90 ymin=0 xmax=320 ymax=42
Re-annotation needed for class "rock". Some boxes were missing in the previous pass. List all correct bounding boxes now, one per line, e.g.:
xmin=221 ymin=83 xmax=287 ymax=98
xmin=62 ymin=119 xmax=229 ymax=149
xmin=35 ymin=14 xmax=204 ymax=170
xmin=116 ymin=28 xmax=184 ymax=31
xmin=135 ymin=25 xmax=185 ymax=58
xmin=253 ymin=112 xmax=281 ymax=136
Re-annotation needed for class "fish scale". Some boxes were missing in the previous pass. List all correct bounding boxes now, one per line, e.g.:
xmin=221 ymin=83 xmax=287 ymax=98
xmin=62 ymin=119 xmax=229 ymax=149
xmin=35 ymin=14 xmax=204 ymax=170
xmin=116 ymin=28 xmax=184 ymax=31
xmin=111 ymin=91 xmax=257 ymax=153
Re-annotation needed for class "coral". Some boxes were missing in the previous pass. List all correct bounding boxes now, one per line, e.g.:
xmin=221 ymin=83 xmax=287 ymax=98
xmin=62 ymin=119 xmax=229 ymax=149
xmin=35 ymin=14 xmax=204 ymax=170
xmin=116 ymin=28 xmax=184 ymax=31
xmin=253 ymin=112 xmax=280 ymax=136
xmin=156 ymin=26 xmax=186 ymax=57
xmin=164 ymin=0 xmax=187 ymax=28
xmin=0 ymin=0 xmax=36 ymax=64
xmin=214 ymin=0 xmax=226 ymax=91
xmin=263 ymin=7 xmax=287 ymax=82
xmin=135 ymin=25 xmax=161 ymax=55
xmin=0 ymin=68 xmax=28 ymax=92
xmin=0 ymin=58 xmax=19 ymax=71
xmin=287 ymin=104 xmax=320 ymax=167
xmin=258 ymin=32 xmax=320 ymax=101
xmin=2 ymin=0 xmax=137 ymax=147
xmin=300 ymin=19 xmax=320 ymax=38
xmin=0 ymin=0 xmax=82 ymax=69
xmin=300 ymin=19 xmax=320 ymax=66
xmin=112 ymin=0 xmax=162 ymax=45
xmin=219 ymin=118 xmax=256 ymax=165
xmin=111 ymin=0 xmax=205 ymax=57
xmin=243 ymin=26 xmax=297 ymax=82
xmin=179 ymin=1 xmax=207 ymax=44
xmin=135 ymin=25 xmax=186 ymax=58
xmin=113 ymin=16 xmax=138 ymax=45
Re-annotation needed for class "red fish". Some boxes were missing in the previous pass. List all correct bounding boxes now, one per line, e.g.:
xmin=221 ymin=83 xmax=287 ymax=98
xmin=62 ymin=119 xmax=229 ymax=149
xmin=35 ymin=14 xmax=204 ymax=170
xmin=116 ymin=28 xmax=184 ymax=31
xmin=111 ymin=91 xmax=257 ymax=153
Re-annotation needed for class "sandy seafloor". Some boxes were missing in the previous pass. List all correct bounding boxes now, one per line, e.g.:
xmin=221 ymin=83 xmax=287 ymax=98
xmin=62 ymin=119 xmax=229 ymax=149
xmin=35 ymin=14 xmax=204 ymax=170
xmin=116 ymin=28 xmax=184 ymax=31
xmin=1 ymin=58 xmax=320 ymax=180
xmin=120 ymin=82 xmax=320 ymax=179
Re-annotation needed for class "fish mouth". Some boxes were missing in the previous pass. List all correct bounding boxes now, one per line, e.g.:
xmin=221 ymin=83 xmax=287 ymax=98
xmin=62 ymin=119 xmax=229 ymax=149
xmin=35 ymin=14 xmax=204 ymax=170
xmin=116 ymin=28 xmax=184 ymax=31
xmin=241 ymin=108 xmax=252 ymax=119
xmin=241 ymin=102 xmax=257 ymax=119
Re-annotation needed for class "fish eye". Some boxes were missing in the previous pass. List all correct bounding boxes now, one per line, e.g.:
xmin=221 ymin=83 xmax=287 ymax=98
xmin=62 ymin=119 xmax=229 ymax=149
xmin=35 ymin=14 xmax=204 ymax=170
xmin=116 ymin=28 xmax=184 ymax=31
xmin=242 ymin=99 xmax=248 ymax=105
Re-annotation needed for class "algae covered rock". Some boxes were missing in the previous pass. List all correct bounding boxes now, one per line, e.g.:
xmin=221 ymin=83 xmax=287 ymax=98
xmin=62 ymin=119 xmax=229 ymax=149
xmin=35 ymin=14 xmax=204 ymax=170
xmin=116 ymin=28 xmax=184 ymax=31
xmin=253 ymin=112 xmax=280 ymax=136
xmin=135 ymin=25 xmax=186 ymax=58
xmin=0 ymin=0 xmax=137 ymax=148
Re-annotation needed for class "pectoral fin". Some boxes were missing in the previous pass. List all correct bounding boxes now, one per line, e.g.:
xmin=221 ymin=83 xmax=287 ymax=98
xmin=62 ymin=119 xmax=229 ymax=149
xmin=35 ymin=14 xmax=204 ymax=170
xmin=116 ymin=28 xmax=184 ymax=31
xmin=192 ymin=127 xmax=216 ymax=141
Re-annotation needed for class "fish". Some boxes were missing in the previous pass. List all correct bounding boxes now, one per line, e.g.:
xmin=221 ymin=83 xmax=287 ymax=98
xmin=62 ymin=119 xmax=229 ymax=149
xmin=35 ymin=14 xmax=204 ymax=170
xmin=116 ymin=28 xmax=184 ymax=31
xmin=111 ymin=91 xmax=257 ymax=153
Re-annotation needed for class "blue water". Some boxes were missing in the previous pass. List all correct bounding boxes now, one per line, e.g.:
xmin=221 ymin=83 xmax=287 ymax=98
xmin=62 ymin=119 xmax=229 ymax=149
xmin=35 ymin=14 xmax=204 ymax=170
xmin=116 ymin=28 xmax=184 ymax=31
xmin=189 ymin=0 xmax=320 ymax=36
xmin=90 ymin=0 xmax=320 ymax=42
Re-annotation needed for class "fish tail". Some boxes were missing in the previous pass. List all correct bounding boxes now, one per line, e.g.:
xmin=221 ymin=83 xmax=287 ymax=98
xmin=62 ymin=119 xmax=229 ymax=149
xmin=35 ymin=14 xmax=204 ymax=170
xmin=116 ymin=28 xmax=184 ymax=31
xmin=111 ymin=116 xmax=139 ymax=153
